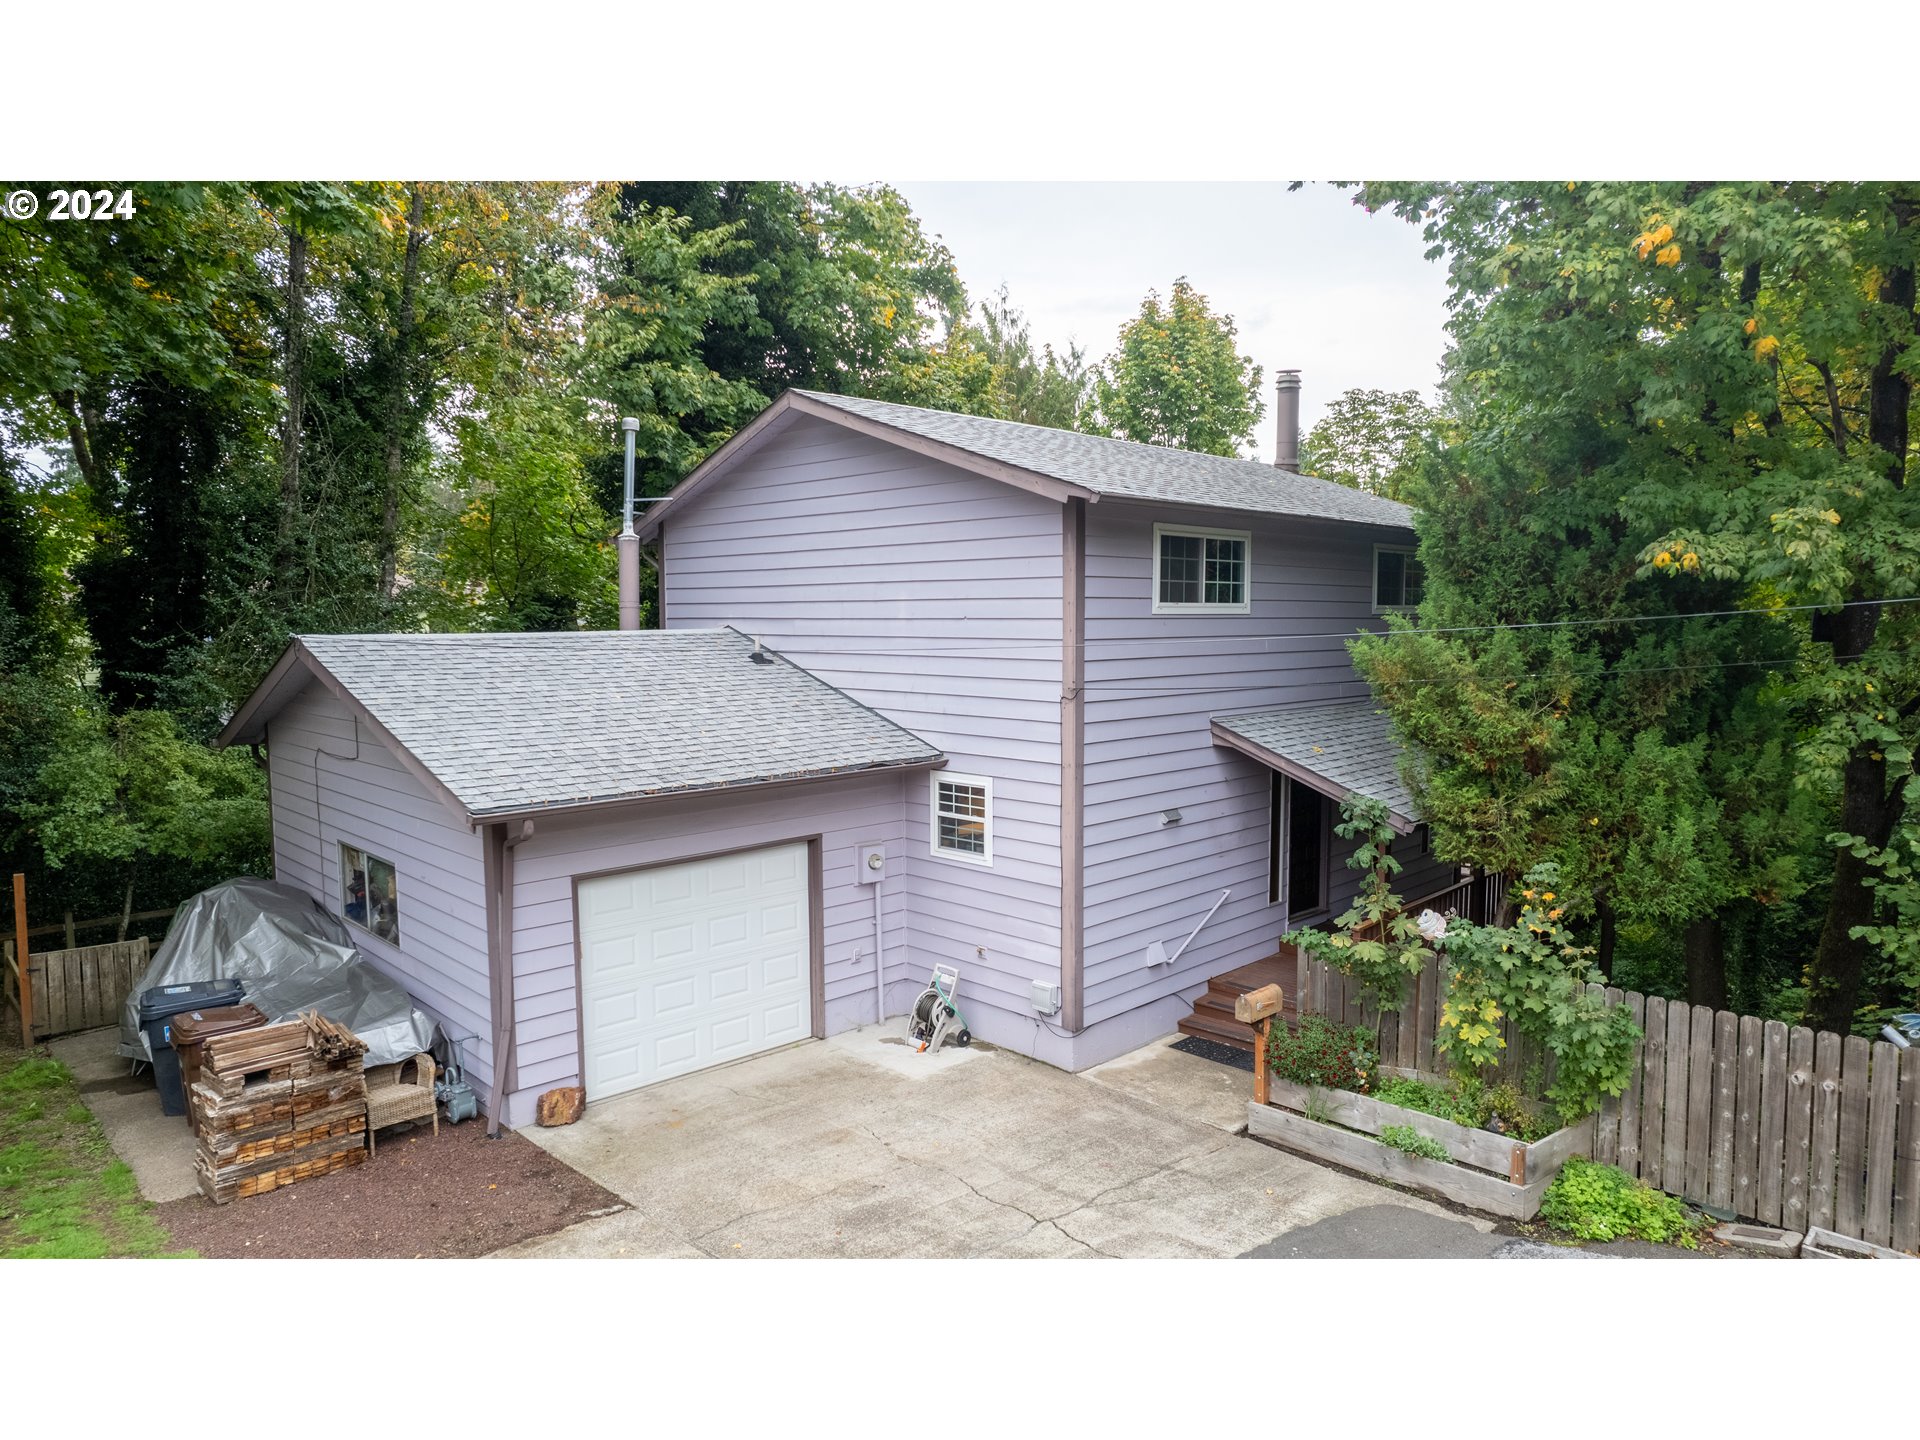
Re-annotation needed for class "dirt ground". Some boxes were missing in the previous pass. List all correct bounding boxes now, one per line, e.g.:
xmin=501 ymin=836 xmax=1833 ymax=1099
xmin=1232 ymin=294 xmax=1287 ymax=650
xmin=154 ymin=1118 xmax=625 ymax=1258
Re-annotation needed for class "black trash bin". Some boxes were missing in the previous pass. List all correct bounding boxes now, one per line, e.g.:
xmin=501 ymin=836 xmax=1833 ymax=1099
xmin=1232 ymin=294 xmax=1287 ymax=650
xmin=138 ymin=980 xmax=246 ymax=1116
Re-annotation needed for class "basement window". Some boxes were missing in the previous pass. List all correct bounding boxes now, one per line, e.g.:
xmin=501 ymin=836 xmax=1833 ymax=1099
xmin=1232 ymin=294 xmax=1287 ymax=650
xmin=930 ymin=774 xmax=993 ymax=866
xmin=1153 ymin=524 xmax=1250 ymax=614
xmin=341 ymin=843 xmax=401 ymax=946
xmin=1373 ymin=545 xmax=1425 ymax=612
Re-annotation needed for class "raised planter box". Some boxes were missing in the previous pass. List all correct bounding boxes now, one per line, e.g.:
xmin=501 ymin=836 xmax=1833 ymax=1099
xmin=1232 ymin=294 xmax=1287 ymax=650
xmin=1246 ymin=1074 xmax=1596 ymax=1220
xmin=1801 ymin=1226 xmax=1916 ymax=1260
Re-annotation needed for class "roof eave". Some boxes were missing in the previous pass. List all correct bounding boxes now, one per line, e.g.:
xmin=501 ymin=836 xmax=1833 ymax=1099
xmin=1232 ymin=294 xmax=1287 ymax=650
xmin=463 ymin=752 xmax=949 ymax=829
xmin=1209 ymin=720 xmax=1419 ymax=835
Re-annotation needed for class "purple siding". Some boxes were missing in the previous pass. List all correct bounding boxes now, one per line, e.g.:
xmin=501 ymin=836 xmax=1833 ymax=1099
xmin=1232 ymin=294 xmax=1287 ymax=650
xmin=266 ymin=682 xmax=497 ymax=1100
xmin=1078 ymin=500 xmax=1453 ymax=1043
xmin=661 ymin=415 xmax=1069 ymax=1054
xmin=500 ymin=770 xmax=911 ymax=1126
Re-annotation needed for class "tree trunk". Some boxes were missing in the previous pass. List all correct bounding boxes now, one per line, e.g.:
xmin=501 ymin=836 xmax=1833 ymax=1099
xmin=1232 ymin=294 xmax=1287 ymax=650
xmin=1805 ymin=196 xmax=1912 ymax=1035
xmin=117 ymin=878 xmax=135 ymax=943
xmin=379 ymin=187 xmax=427 ymax=598
xmin=1594 ymin=894 xmax=1617 ymax=982
xmin=278 ymin=226 xmax=308 ymax=553
xmin=54 ymin=390 xmax=104 ymax=492
xmin=1684 ymin=915 xmax=1726 ymax=1011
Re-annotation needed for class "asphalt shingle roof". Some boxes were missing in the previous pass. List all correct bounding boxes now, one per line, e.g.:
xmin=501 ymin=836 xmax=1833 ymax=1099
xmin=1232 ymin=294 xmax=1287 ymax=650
xmin=297 ymin=629 xmax=943 ymax=818
xmin=797 ymin=390 xmax=1415 ymax=529
xmin=1212 ymin=698 xmax=1419 ymax=829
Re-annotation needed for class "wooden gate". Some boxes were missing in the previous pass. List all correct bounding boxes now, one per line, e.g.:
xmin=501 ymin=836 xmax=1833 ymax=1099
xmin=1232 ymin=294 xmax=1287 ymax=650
xmin=2 ymin=936 xmax=151 ymax=1041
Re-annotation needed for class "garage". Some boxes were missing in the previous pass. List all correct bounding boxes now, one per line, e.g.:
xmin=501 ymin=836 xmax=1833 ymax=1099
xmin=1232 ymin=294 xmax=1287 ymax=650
xmin=577 ymin=841 xmax=815 ymax=1099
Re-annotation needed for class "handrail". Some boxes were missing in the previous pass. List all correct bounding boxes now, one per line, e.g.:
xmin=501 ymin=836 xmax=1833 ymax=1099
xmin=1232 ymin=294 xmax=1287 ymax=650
xmin=1146 ymin=889 xmax=1231 ymax=968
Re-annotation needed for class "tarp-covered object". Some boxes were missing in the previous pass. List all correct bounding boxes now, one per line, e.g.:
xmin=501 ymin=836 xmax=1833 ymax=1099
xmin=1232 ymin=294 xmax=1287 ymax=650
xmin=119 ymin=877 xmax=437 ymax=1067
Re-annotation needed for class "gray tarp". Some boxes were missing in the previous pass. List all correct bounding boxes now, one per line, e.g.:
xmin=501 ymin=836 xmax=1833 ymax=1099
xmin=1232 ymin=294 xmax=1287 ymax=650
xmin=118 ymin=876 xmax=437 ymax=1067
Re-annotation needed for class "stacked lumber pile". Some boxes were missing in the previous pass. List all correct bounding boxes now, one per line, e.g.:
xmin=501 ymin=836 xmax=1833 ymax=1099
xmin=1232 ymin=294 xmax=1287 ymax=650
xmin=192 ymin=1010 xmax=370 ymax=1204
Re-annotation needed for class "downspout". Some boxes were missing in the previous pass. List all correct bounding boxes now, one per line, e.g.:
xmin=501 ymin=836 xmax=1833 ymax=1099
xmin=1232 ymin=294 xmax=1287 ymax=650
xmin=1061 ymin=497 xmax=1086 ymax=1032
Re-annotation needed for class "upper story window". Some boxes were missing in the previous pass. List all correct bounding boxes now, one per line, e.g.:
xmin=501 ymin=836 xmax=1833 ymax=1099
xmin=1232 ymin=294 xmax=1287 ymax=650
xmin=341 ymin=843 xmax=401 ymax=946
xmin=1153 ymin=524 xmax=1250 ymax=614
xmin=930 ymin=773 xmax=993 ymax=866
xmin=1374 ymin=545 xmax=1425 ymax=613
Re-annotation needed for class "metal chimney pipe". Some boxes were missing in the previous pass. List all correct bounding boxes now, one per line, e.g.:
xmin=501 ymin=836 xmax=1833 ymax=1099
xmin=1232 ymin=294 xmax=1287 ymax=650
xmin=1273 ymin=370 xmax=1301 ymax=472
xmin=617 ymin=416 xmax=641 ymax=630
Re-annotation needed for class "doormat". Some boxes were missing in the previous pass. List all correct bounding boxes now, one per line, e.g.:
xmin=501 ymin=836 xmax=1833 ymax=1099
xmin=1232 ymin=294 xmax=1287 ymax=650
xmin=1170 ymin=1035 xmax=1254 ymax=1073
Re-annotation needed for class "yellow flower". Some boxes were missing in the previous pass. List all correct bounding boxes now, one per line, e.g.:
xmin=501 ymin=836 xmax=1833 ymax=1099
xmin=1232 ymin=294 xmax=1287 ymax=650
xmin=1654 ymin=550 xmax=1673 ymax=568
xmin=1549 ymin=907 xmax=1564 ymax=919
xmin=1543 ymin=892 xmax=1555 ymax=901
xmin=1589 ymin=816 xmax=1600 ymax=826
xmin=1682 ymin=551 xmax=1700 ymax=571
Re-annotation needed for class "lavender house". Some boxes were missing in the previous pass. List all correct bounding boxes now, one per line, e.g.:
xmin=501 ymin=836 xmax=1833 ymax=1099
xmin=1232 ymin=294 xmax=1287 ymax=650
xmin=221 ymin=381 xmax=1460 ymax=1128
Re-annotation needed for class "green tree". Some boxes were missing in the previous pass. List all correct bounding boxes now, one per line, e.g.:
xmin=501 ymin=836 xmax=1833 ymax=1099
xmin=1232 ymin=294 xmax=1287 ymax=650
xmin=1087 ymin=278 xmax=1264 ymax=455
xmin=1299 ymin=387 xmax=1439 ymax=500
xmin=1354 ymin=182 xmax=1917 ymax=1032
xmin=972 ymin=286 xmax=1093 ymax=430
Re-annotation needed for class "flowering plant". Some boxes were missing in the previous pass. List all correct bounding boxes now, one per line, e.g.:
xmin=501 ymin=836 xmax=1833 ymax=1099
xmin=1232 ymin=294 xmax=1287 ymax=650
xmin=1435 ymin=862 xmax=1640 ymax=1123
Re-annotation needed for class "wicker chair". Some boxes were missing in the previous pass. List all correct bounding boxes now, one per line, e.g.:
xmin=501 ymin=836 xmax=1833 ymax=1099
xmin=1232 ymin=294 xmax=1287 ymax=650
xmin=365 ymin=1052 xmax=438 ymax=1155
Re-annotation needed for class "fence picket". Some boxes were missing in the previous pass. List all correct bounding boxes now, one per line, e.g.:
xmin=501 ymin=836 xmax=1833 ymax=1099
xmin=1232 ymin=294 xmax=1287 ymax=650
xmin=1837 ymin=1035 xmax=1872 ymax=1240
xmin=1594 ymin=985 xmax=1621 ymax=1166
xmin=1395 ymin=976 xmax=1415 ymax=1071
xmin=1662 ymin=1001 xmax=1691 ymax=1194
xmin=1413 ymin=954 xmax=1436 ymax=1075
xmin=1864 ymin=1041 xmax=1899 ymax=1249
xmin=1732 ymin=1015 xmax=1763 ymax=1221
xmin=1618 ymin=992 xmax=1647 ymax=1179
xmin=1781 ymin=1026 xmax=1815 ymax=1234
xmin=1684 ymin=1006 xmax=1713 ymax=1203
xmin=1709 ymin=1009 xmax=1737 ymax=1211
xmin=1895 ymin=1048 xmax=1920 ymax=1256
xmin=1756 ymin=1021 xmax=1789 ymax=1226
xmin=1641 ymin=996 xmax=1668 ymax=1190
xmin=1808 ymin=1029 xmax=1844 ymax=1233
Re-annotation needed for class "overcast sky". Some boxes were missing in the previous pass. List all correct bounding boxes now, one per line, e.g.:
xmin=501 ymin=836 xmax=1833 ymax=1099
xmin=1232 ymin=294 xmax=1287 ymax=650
xmin=892 ymin=182 xmax=1453 ymax=460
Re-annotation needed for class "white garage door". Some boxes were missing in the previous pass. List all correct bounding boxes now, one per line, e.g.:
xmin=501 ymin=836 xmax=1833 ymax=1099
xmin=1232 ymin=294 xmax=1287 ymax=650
xmin=578 ymin=842 xmax=813 ymax=1100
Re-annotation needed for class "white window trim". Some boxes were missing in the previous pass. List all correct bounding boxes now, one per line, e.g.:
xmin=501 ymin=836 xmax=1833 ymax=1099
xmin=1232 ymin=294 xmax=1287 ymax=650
xmin=929 ymin=772 xmax=994 ymax=867
xmin=1372 ymin=543 xmax=1422 ymax=614
xmin=338 ymin=839 xmax=402 ymax=948
xmin=1151 ymin=522 xmax=1252 ymax=615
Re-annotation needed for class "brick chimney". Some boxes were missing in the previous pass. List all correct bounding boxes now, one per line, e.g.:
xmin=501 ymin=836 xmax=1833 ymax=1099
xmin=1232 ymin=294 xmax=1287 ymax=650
xmin=1273 ymin=370 xmax=1301 ymax=472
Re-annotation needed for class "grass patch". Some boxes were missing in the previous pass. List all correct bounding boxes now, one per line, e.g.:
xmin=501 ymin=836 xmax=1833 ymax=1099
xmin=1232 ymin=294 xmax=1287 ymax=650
xmin=0 ymin=1044 xmax=195 ymax=1259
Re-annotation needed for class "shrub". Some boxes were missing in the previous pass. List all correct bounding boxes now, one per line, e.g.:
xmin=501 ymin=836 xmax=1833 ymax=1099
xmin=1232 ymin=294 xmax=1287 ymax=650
xmin=1538 ymin=1158 xmax=1701 ymax=1246
xmin=1286 ymin=798 xmax=1433 ymax=1022
xmin=1436 ymin=862 xmax=1641 ymax=1123
xmin=1371 ymin=1076 xmax=1458 ymax=1120
xmin=1378 ymin=1124 xmax=1452 ymax=1162
xmin=1267 ymin=1016 xmax=1378 ymax=1093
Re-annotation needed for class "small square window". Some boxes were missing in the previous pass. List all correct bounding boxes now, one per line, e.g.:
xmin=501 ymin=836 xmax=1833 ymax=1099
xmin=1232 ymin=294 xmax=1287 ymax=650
xmin=931 ymin=774 xmax=992 ymax=865
xmin=340 ymin=843 xmax=402 ymax=946
xmin=1374 ymin=546 xmax=1424 ymax=612
xmin=1154 ymin=525 xmax=1250 ymax=613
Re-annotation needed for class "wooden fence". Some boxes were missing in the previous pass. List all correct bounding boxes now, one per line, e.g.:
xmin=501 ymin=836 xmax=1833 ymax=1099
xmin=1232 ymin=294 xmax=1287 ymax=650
xmin=1 ymin=936 xmax=151 ymax=1043
xmin=1298 ymin=953 xmax=1920 ymax=1253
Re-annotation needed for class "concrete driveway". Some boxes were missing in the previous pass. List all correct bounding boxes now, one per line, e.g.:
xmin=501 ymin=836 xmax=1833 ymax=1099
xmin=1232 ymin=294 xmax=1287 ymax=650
xmin=493 ymin=1023 xmax=1478 ymax=1258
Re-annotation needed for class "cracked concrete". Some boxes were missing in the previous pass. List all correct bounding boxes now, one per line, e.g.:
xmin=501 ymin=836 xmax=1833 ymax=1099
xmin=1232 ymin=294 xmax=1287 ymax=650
xmin=491 ymin=1023 xmax=1471 ymax=1259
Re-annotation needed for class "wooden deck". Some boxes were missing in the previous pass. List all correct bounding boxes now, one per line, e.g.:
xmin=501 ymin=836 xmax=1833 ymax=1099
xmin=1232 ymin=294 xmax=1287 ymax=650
xmin=1174 ymin=945 xmax=1300 ymax=1052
